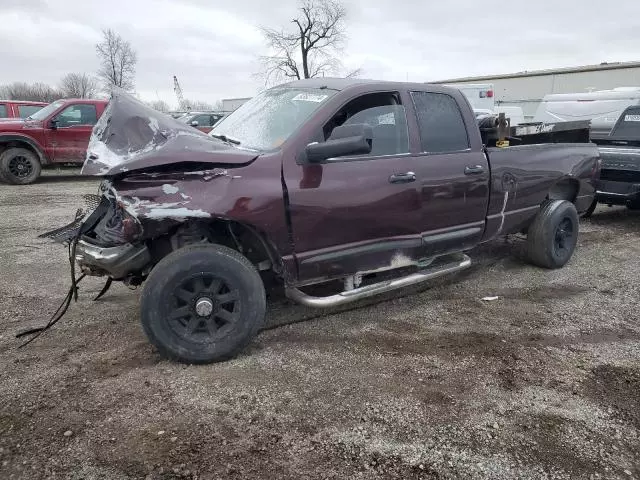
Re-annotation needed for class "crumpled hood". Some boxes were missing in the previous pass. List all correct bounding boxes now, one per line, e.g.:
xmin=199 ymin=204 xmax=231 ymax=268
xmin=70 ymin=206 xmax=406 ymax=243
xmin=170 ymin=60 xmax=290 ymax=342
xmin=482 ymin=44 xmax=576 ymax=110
xmin=81 ymin=91 xmax=259 ymax=176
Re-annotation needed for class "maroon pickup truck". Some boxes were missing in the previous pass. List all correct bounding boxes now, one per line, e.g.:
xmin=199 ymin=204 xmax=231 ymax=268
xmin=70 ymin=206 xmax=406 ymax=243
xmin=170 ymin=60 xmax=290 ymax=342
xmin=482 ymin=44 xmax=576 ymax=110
xmin=39 ymin=79 xmax=599 ymax=363
xmin=0 ymin=98 xmax=107 ymax=184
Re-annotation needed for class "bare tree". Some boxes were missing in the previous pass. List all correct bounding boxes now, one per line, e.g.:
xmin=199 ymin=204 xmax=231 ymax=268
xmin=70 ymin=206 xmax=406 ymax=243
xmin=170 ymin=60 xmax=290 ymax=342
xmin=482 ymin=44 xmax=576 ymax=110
xmin=257 ymin=0 xmax=360 ymax=85
xmin=0 ymin=82 xmax=62 ymax=102
xmin=59 ymin=73 xmax=99 ymax=98
xmin=96 ymin=29 xmax=137 ymax=91
xmin=146 ymin=99 xmax=170 ymax=112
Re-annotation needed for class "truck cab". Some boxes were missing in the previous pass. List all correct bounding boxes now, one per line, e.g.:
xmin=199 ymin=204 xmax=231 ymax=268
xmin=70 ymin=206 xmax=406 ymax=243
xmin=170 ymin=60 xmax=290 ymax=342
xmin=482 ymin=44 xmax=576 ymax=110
xmin=0 ymin=98 xmax=108 ymax=184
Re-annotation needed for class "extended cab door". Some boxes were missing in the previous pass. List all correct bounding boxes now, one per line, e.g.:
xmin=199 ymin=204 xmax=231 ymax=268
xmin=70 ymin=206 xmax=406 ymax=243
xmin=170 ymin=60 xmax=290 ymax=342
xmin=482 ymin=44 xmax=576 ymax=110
xmin=48 ymin=103 xmax=99 ymax=163
xmin=408 ymin=90 xmax=490 ymax=254
xmin=283 ymin=91 xmax=428 ymax=284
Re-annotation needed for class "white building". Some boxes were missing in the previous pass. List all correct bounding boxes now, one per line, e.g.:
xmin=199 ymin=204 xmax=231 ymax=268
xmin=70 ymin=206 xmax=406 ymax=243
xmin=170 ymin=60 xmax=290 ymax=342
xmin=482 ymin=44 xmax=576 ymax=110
xmin=222 ymin=97 xmax=251 ymax=113
xmin=431 ymin=61 xmax=640 ymax=119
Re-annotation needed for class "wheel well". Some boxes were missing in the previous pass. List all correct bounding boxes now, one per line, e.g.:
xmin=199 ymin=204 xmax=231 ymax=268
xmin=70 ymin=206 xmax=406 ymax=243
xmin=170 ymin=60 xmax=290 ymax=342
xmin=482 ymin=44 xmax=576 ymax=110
xmin=151 ymin=219 xmax=283 ymax=277
xmin=0 ymin=140 xmax=44 ymax=164
xmin=547 ymin=178 xmax=579 ymax=203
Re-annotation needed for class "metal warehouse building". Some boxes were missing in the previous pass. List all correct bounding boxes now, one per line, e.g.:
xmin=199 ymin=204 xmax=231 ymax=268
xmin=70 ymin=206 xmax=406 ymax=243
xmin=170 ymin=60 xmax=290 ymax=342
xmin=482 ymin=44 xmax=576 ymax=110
xmin=431 ymin=61 xmax=640 ymax=119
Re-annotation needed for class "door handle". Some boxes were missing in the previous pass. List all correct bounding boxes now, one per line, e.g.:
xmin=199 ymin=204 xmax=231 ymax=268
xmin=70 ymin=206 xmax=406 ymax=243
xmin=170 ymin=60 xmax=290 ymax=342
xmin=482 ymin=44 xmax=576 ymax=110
xmin=389 ymin=172 xmax=416 ymax=184
xmin=464 ymin=165 xmax=485 ymax=175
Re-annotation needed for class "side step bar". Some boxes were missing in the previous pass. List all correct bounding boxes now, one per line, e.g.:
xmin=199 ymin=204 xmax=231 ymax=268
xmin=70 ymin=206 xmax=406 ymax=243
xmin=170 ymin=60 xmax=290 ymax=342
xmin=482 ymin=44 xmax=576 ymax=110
xmin=285 ymin=253 xmax=471 ymax=308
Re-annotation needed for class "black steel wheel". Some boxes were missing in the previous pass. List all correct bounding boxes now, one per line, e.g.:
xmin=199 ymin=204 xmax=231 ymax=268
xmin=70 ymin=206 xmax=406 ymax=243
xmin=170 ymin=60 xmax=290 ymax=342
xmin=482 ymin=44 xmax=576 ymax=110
xmin=141 ymin=244 xmax=266 ymax=364
xmin=526 ymin=200 xmax=579 ymax=269
xmin=0 ymin=147 xmax=41 ymax=185
xmin=168 ymin=273 xmax=241 ymax=343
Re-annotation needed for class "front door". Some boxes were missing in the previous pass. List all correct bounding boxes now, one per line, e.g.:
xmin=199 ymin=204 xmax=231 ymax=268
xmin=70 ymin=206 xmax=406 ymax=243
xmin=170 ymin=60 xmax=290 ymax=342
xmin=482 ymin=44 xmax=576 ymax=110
xmin=48 ymin=103 xmax=98 ymax=163
xmin=283 ymin=91 xmax=427 ymax=284
xmin=409 ymin=90 xmax=490 ymax=254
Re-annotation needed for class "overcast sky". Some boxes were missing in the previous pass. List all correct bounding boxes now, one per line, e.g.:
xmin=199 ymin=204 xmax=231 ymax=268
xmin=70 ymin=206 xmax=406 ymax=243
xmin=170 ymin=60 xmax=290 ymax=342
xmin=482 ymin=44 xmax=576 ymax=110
xmin=1 ymin=0 xmax=638 ymax=108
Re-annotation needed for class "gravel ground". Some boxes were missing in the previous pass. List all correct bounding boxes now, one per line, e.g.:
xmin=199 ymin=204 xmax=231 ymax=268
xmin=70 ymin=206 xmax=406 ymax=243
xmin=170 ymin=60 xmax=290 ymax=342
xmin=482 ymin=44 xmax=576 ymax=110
xmin=0 ymin=172 xmax=639 ymax=479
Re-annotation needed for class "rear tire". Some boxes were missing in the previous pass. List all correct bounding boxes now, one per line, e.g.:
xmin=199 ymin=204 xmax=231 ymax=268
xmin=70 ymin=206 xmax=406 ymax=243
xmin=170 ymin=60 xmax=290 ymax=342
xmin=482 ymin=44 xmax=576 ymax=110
xmin=627 ymin=200 xmax=640 ymax=211
xmin=0 ymin=147 xmax=41 ymax=185
xmin=140 ymin=244 xmax=266 ymax=364
xmin=526 ymin=200 xmax=579 ymax=269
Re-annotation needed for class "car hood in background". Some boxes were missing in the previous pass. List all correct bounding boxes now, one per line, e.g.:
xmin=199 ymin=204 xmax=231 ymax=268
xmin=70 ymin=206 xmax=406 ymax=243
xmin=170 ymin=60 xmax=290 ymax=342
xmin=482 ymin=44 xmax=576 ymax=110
xmin=81 ymin=91 xmax=259 ymax=176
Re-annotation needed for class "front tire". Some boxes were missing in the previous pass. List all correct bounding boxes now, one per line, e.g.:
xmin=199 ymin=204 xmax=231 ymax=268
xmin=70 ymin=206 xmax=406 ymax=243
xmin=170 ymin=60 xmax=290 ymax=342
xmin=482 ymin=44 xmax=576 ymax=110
xmin=526 ymin=200 xmax=579 ymax=269
xmin=0 ymin=147 xmax=41 ymax=185
xmin=140 ymin=244 xmax=266 ymax=364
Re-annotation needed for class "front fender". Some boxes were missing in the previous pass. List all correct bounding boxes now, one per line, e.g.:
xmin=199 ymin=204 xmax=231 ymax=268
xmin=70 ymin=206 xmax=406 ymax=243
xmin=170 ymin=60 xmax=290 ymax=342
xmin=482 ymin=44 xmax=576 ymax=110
xmin=107 ymin=164 xmax=290 ymax=256
xmin=0 ymin=134 xmax=49 ymax=165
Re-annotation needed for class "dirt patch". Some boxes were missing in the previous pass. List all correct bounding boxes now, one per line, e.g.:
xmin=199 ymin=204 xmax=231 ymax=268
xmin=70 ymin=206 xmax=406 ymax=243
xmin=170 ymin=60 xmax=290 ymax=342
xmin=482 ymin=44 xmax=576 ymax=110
xmin=585 ymin=364 xmax=640 ymax=429
xmin=0 ymin=182 xmax=639 ymax=479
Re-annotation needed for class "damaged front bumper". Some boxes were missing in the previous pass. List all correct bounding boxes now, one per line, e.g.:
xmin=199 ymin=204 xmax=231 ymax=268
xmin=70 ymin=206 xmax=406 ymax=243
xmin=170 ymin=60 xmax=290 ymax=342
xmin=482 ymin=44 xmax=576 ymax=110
xmin=74 ymin=240 xmax=150 ymax=279
xmin=40 ymin=185 xmax=151 ymax=280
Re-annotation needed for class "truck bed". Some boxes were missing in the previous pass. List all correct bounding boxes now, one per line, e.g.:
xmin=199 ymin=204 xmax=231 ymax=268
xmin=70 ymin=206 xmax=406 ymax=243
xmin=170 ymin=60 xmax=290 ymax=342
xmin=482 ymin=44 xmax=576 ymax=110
xmin=483 ymin=143 xmax=599 ymax=240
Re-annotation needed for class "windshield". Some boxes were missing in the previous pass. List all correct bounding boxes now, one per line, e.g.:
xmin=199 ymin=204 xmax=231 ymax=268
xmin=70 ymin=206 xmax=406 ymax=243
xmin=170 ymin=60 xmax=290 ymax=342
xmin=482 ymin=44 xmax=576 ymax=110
xmin=209 ymin=87 xmax=336 ymax=150
xmin=28 ymin=100 xmax=64 ymax=120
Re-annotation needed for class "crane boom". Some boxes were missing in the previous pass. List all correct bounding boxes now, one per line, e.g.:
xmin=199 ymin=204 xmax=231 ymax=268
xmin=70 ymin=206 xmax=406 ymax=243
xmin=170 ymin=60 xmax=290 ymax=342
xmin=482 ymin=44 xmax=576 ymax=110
xmin=173 ymin=75 xmax=187 ymax=111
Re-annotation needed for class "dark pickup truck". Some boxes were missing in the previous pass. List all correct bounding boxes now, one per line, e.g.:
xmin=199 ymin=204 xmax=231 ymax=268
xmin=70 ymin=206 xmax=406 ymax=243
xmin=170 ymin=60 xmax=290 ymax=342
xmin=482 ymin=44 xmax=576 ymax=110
xmin=588 ymin=106 xmax=640 ymax=213
xmin=39 ymin=79 xmax=599 ymax=363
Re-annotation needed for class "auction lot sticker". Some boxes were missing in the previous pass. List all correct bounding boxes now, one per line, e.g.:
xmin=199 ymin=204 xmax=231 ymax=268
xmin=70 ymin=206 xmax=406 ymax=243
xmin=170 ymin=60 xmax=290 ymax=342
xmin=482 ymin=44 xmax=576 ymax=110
xmin=292 ymin=93 xmax=329 ymax=102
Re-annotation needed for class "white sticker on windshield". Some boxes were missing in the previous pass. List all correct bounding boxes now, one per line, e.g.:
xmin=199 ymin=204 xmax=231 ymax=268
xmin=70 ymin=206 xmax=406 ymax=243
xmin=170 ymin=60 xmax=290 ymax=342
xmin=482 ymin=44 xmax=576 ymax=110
xmin=624 ymin=114 xmax=640 ymax=122
xmin=292 ymin=93 xmax=329 ymax=103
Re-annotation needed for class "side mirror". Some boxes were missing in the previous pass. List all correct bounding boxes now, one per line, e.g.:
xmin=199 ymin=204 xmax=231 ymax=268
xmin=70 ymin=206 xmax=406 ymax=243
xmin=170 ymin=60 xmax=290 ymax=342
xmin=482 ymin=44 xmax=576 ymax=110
xmin=305 ymin=123 xmax=372 ymax=163
xmin=190 ymin=120 xmax=199 ymax=127
xmin=50 ymin=118 xmax=59 ymax=129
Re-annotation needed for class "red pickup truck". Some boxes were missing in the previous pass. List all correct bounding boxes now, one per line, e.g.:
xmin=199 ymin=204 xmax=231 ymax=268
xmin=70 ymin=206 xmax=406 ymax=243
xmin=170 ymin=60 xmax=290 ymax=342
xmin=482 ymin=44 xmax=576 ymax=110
xmin=0 ymin=100 xmax=47 ymax=119
xmin=0 ymin=98 xmax=107 ymax=184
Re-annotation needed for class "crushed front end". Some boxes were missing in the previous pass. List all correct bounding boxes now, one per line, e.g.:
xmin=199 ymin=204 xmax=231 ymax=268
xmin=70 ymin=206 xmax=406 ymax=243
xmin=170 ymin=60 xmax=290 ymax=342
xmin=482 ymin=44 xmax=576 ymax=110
xmin=40 ymin=180 xmax=151 ymax=284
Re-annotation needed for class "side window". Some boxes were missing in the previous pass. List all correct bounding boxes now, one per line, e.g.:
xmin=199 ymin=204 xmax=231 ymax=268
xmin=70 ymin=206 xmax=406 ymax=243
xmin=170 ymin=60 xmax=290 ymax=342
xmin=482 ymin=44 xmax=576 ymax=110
xmin=18 ymin=105 xmax=43 ymax=118
xmin=0 ymin=104 xmax=7 ymax=118
xmin=56 ymin=104 xmax=98 ymax=127
xmin=411 ymin=92 xmax=469 ymax=153
xmin=324 ymin=93 xmax=409 ymax=157
xmin=194 ymin=114 xmax=212 ymax=127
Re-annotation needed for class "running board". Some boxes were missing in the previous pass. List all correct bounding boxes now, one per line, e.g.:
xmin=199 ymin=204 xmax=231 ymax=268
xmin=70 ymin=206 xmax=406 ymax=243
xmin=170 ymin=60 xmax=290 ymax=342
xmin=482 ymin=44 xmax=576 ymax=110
xmin=285 ymin=253 xmax=471 ymax=308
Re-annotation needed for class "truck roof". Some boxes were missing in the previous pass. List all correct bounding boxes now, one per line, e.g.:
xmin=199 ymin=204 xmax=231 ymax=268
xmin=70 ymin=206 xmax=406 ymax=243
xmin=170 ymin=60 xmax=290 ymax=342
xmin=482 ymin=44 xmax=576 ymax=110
xmin=58 ymin=98 xmax=109 ymax=104
xmin=0 ymin=100 xmax=48 ymax=105
xmin=280 ymin=77 xmax=460 ymax=94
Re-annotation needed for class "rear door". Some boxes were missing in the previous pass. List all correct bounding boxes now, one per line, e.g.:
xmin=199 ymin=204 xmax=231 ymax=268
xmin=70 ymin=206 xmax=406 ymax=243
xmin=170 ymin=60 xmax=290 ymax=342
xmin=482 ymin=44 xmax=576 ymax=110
xmin=48 ymin=103 xmax=98 ymax=163
xmin=409 ymin=90 xmax=490 ymax=254
xmin=17 ymin=104 xmax=44 ymax=119
xmin=284 ymin=91 xmax=427 ymax=284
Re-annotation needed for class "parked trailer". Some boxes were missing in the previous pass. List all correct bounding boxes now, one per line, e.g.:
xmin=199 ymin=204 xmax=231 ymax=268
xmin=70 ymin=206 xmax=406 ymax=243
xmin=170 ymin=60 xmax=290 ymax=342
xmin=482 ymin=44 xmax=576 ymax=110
xmin=533 ymin=87 xmax=640 ymax=136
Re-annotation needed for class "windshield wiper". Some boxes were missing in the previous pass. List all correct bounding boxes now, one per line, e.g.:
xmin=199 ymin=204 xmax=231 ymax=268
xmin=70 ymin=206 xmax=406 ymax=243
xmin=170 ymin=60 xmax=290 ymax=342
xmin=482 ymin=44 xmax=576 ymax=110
xmin=211 ymin=133 xmax=241 ymax=145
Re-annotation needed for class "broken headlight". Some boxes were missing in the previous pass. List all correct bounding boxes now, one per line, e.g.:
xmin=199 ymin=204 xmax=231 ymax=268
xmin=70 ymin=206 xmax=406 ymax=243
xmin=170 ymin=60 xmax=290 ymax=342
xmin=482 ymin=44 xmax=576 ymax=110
xmin=89 ymin=198 xmax=143 ymax=246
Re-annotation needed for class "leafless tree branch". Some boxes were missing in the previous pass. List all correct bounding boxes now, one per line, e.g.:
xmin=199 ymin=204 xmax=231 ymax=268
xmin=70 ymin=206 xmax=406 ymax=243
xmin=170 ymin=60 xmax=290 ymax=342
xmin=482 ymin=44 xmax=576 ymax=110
xmin=59 ymin=73 xmax=99 ymax=98
xmin=96 ymin=29 xmax=137 ymax=92
xmin=256 ymin=0 xmax=361 ymax=85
